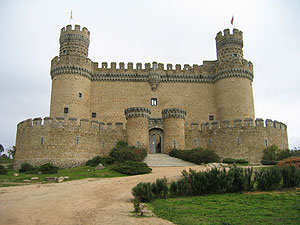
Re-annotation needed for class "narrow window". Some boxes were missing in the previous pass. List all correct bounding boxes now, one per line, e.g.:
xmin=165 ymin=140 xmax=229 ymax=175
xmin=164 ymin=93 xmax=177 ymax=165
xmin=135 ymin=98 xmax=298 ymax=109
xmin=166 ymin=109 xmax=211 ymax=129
xmin=92 ymin=112 xmax=96 ymax=118
xmin=64 ymin=107 xmax=69 ymax=114
xmin=208 ymin=138 xmax=212 ymax=147
xmin=193 ymin=138 xmax=198 ymax=147
xmin=264 ymin=138 xmax=268 ymax=147
xmin=151 ymin=98 xmax=157 ymax=106
xmin=209 ymin=115 xmax=214 ymax=121
xmin=136 ymin=141 xmax=141 ymax=149
xmin=75 ymin=136 xmax=80 ymax=145
xmin=40 ymin=137 xmax=44 ymax=145
xmin=78 ymin=92 xmax=82 ymax=98
xmin=236 ymin=137 xmax=241 ymax=146
xmin=173 ymin=140 xmax=178 ymax=149
xmin=101 ymin=140 xmax=105 ymax=148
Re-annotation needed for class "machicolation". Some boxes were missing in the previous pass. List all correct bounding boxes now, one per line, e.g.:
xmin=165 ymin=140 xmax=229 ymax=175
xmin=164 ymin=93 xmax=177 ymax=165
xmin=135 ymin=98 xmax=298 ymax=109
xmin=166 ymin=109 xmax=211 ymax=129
xmin=14 ymin=25 xmax=288 ymax=168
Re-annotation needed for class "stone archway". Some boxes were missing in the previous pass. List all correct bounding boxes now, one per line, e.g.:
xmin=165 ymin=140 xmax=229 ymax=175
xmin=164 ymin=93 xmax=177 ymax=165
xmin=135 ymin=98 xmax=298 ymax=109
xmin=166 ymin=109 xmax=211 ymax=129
xmin=149 ymin=128 xmax=163 ymax=154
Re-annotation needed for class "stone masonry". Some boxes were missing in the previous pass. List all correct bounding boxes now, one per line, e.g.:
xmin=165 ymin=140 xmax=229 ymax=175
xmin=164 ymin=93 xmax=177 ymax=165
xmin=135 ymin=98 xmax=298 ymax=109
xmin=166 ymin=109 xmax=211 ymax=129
xmin=13 ymin=24 xmax=288 ymax=169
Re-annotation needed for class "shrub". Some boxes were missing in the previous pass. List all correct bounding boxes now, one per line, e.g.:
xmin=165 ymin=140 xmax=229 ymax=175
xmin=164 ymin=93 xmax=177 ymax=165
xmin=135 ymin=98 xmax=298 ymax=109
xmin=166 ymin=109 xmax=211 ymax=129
xmin=112 ymin=161 xmax=152 ymax=175
xmin=132 ymin=182 xmax=155 ymax=202
xmin=110 ymin=141 xmax=147 ymax=163
xmin=38 ymin=163 xmax=59 ymax=174
xmin=261 ymin=145 xmax=279 ymax=165
xmin=151 ymin=178 xmax=168 ymax=199
xmin=86 ymin=156 xmax=103 ymax=167
xmin=0 ymin=165 xmax=8 ymax=175
xmin=169 ymin=148 xmax=220 ymax=165
xmin=102 ymin=156 xmax=115 ymax=165
xmin=277 ymin=157 xmax=300 ymax=168
xmin=276 ymin=149 xmax=292 ymax=161
xmin=19 ymin=162 xmax=38 ymax=173
xmin=280 ymin=165 xmax=300 ymax=188
xmin=255 ymin=167 xmax=282 ymax=191
xmin=223 ymin=158 xmax=249 ymax=164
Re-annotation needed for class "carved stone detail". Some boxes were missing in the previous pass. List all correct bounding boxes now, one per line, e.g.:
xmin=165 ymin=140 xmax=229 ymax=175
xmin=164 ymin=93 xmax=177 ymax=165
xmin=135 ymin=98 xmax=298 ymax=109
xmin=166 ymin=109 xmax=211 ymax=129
xmin=124 ymin=107 xmax=151 ymax=119
xmin=162 ymin=108 xmax=186 ymax=120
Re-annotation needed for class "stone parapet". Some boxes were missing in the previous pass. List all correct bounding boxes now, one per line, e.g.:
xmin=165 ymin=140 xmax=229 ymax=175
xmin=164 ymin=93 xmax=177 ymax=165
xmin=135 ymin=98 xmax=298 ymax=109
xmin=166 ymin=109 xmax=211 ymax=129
xmin=162 ymin=108 xmax=186 ymax=119
xmin=124 ymin=107 xmax=151 ymax=119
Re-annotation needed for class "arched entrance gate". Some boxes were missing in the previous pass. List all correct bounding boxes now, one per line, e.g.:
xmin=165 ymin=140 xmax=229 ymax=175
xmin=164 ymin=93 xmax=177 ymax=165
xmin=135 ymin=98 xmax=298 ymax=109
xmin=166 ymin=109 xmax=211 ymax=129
xmin=149 ymin=128 xmax=163 ymax=154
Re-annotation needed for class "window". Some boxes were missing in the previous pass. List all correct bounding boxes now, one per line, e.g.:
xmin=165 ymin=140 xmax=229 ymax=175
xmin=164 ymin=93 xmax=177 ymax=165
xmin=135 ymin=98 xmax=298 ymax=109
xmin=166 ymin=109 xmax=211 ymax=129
xmin=64 ymin=107 xmax=69 ymax=114
xmin=151 ymin=98 xmax=157 ymax=106
xmin=193 ymin=138 xmax=198 ymax=147
xmin=63 ymin=50 xmax=68 ymax=55
xmin=264 ymin=138 xmax=268 ymax=147
xmin=209 ymin=115 xmax=214 ymax=121
xmin=92 ymin=112 xmax=96 ymax=118
xmin=208 ymin=138 xmax=212 ymax=147
xmin=232 ymin=53 xmax=238 ymax=58
xmin=236 ymin=137 xmax=241 ymax=146
xmin=101 ymin=140 xmax=105 ymax=148
xmin=173 ymin=140 xmax=178 ymax=149
xmin=75 ymin=136 xmax=80 ymax=145
xmin=78 ymin=92 xmax=82 ymax=98
xmin=40 ymin=137 xmax=44 ymax=145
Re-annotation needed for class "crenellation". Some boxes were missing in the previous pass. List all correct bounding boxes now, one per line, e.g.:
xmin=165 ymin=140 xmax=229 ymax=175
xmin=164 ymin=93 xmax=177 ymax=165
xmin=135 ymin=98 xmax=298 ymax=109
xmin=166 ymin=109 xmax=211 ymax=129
xmin=14 ymin=25 xmax=289 ymax=168
xmin=244 ymin=118 xmax=253 ymax=127
xmin=265 ymin=119 xmax=274 ymax=127
xmin=211 ymin=121 xmax=220 ymax=129
xmin=233 ymin=118 xmax=242 ymax=127
xmin=33 ymin=117 xmax=42 ymax=126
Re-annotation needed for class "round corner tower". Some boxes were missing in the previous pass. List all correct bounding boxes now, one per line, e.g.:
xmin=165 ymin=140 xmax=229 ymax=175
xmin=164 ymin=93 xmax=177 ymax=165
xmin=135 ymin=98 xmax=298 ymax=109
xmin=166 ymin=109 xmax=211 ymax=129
xmin=214 ymin=28 xmax=255 ymax=121
xmin=162 ymin=108 xmax=186 ymax=153
xmin=50 ymin=24 xmax=92 ymax=120
xmin=125 ymin=107 xmax=151 ymax=150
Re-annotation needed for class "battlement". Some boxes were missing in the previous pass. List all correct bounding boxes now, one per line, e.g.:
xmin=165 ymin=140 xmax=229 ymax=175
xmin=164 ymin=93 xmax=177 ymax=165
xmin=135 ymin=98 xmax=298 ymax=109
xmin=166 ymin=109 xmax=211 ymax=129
xmin=60 ymin=24 xmax=90 ymax=39
xmin=17 ymin=117 xmax=125 ymax=131
xmin=216 ymin=28 xmax=243 ymax=42
xmin=187 ymin=118 xmax=287 ymax=131
xmin=162 ymin=108 xmax=186 ymax=119
xmin=125 ymin=107 xmax=151 ymax=119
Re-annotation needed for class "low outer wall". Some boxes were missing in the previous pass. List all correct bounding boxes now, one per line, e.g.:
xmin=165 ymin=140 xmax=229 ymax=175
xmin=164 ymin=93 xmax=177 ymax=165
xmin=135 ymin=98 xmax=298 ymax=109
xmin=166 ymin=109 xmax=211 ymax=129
xmin=14 ymin=117 xmax=126 ymax=169
xmin=185 ymin=118 xmax=288 ymax=163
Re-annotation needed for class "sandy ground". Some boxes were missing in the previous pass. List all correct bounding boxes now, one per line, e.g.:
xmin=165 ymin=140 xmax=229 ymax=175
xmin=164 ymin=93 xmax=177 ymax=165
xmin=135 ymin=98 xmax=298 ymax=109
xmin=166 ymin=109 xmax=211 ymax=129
xmin=0 ymin=165 xmax=206 ymax=225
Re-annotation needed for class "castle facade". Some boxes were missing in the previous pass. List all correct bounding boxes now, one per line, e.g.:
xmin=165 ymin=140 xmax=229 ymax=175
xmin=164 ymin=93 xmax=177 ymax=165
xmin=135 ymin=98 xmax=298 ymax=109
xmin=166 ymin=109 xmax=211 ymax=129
xmin=14 ymin=25 xmax=288 ymax=168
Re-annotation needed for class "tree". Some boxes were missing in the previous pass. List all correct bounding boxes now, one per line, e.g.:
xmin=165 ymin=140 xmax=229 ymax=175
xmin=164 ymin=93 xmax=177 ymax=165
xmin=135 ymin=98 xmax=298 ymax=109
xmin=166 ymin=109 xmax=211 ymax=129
xmin=7 ymin=146 xmax=16 ymax=159
xmin=0 ymin=144 xmax=4 ymax=155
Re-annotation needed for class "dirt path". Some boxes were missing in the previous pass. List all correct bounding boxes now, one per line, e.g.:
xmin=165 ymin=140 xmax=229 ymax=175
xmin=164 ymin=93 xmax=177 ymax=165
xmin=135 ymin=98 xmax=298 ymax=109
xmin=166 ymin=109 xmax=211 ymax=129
xmin=0 ymin=166 xmax=205 ymax=225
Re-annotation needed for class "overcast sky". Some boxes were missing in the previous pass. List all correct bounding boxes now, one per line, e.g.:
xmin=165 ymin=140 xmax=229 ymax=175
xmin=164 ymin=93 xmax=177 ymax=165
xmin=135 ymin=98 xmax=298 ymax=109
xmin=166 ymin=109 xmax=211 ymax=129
xmin=0 ymin=0 xmax=299 ymax=150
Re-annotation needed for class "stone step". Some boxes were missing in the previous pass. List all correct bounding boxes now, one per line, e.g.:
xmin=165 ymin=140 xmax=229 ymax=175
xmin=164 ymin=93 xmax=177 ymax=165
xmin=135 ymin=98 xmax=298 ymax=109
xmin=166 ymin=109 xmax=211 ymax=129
xmin=143 ymin=153 xmax=197 ymax=167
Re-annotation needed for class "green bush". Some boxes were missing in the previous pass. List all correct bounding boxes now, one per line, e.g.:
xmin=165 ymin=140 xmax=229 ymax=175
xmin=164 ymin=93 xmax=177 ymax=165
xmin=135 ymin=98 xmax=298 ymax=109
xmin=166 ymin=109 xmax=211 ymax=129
xmin=38 ymin=163 xmax=59 ymax=174
xmin=281 ymin=165 xmax=300 ymax=188
xmin=169 ymin=148 xmax=220 ymax=165
xmin=86 ymin=156 xmax=103 ymax=166
xmin=102 ymin=156 xmax=115 ymax=165
xmin=255 ymin=167 xmax=282 ymax=191
xmin=0 ymin=165 xmax=8 ymax=175
xmin=19 ymin=162 xmax=38 ymax=173
xmin=151 ymin=178 xmax=168 ymax=199
xmin=112 ymin=161 xmax=152 ymax=175
xmin=261 ymin=145 xmax=297 ymax=165
xmin=110 ymin=141 xmax=147 ymax=163
xmin=223 ymin=158 xmax=249 ymax=164
xmin=132 ymin=182 xmax=155 ymax=202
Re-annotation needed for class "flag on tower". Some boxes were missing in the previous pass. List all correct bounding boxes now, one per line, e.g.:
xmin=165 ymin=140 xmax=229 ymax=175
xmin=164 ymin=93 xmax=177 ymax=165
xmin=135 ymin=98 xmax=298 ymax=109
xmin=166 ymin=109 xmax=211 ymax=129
xmin=70 ymin=10 xmax=73 ymax=20
xmin=231 ymin=15 xmax=234 ymax=25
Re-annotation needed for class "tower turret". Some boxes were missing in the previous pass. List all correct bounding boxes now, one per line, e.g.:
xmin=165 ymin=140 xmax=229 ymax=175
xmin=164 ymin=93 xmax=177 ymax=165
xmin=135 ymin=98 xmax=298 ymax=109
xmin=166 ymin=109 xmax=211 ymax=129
xmin=59 ymin=24 xmax=90 ymax=58
xmin=216 ymin=28 xmax=243 ymax=62
xmin=214 ymin=28 xmax=255 ymax=121
xmin=50 ymin=25 xmax=92 ymax=120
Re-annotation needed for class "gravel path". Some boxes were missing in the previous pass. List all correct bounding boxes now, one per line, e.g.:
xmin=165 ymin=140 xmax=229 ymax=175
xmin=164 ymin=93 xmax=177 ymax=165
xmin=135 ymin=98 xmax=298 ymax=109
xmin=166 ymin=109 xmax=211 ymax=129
xmin=0 ymin=165 xmax=206 ymax=225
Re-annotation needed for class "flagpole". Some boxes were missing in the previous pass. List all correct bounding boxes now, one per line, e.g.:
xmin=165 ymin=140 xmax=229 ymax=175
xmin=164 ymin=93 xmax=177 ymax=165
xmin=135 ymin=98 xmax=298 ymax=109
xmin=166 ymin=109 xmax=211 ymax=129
xmin=70 ymin=10 xmax=73 ymax=25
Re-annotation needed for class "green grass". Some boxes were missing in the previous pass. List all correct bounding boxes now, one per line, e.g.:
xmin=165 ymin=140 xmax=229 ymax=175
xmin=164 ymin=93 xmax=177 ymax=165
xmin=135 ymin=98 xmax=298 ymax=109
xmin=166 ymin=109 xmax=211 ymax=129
xmin=0 ymin=164 xmax=127 ymax=187
xmin=150 ymin=189 xmax=300 ymax=225
xmin=0 ymin=157 xmax=13 ymax=163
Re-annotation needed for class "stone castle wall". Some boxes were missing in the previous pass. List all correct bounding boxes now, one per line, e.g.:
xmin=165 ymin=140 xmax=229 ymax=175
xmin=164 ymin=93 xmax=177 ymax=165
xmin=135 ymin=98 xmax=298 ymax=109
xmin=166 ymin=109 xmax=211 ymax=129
xmin=14 ymin=117 xmax=126 ymax=169
xmin=185 ymin=118 xmax=288 ymax=162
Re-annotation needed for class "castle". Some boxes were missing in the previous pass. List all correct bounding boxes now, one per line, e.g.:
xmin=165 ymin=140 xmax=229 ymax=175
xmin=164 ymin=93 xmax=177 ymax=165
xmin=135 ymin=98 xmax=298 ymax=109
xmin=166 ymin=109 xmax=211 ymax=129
xmin=13 ymin=24 xmax=288 ymax=168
